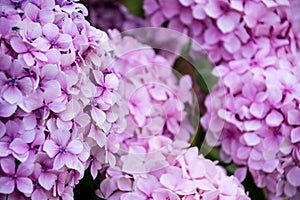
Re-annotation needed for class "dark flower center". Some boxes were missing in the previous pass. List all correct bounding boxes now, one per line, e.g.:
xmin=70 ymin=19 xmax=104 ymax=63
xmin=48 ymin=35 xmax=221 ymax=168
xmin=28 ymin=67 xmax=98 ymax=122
xmin=90 ymin=98 xmax=98 ymax=107
xmin=50 ymin=39 xmax=57 ymax=45
xmin=15 ymin=1 xmax=22 ymax=9
xmin=60 ymin=146 xmax=67 ymax=153
xmin=8 ymin=78 xmax=17 ymax=86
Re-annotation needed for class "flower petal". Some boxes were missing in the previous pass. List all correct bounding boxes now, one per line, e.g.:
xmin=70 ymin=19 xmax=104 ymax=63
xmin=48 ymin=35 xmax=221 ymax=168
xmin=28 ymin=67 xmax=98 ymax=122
xmin=38 ymin=172 xmax=57 ymax=190
xmin=3 ymin=86 xmax=22 ymax=104
xmin=91 ymin=107 xmax=106 ymax=125
xmin=16 ymin=177 xmax=33 ymax=194
xmin=43 ymin=140 xmax=59 ymax=158
xmin=9 ymin=138 xmax=29 ymax=155
xmin=67 ymin=140 xmax=83 ymax=154
xmin=0 ymin=177 xmax=14 ymax=194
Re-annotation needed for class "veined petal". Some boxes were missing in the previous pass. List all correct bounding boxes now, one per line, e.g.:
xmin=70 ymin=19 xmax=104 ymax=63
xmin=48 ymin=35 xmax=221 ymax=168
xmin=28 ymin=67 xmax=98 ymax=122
xmin=43 ymin=140 xmax=59 ymax=158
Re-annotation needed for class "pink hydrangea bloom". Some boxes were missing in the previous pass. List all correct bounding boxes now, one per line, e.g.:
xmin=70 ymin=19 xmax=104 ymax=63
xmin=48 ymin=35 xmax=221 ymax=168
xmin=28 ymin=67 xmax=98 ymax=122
xmin=78 ymin=29 xmax=196 ymax=175
xmin=202 ymin=53 xmax=300 ymax=199
xmin=0 ymin=0 xmax=107 ymax=198
xmin=144 ymin=0 xmax=300 ymax=64
xmin=97 ymin=147 xmax=250 ymax=200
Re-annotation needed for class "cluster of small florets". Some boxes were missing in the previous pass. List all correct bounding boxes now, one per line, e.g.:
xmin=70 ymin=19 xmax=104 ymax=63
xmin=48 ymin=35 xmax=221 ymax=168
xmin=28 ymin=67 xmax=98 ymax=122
xmin=144 ymin=0 xmax=300 ymax=64
xmin=144 ymin=0 xmax=300 ymax=198
xmin=0 ymin=0 xmax=107 ymax=199
xmin=80 ymin=29 xmax=195 ymax=175
xmin=97 ymin=147 xmax=250 ymax=200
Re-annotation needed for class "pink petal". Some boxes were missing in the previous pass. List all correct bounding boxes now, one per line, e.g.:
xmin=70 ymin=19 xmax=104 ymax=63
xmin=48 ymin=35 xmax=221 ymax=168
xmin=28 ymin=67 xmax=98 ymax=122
xmin=67 ymin=140 xmax=83 ymax=154
xmin=52 ymin=129 xmax=71 ymax=146
xmin=287 ymin=167 xmax=300 ymax=187
xmin=57 ymin=34 xmax=72 ymax=50
xmin=0 ymin=54 xmax=12 ymax=71
xmin=217 ymin=13 xmax=236 ymax=33
xmin=38 ymin=172 xmax=56 ymax=190
xmin=1 ymin=157 xmax=15 ymax=175
xmin=91 ymin=107 xmax=106 ymax=125
xmin=23 ymin=53 xmax=35 ymax=66
xmin=105 ymin=74 xmax=119 ymax=90
xmin=53 ymin=153 xmax=66 ymax=170
xmin=10 ymin=37 xmax=27 ymax=53
xmin=150 ymin=11 xmax=165 ymax=26
xmin=0 ymin=99 xmax=17 ymax=117
xmin=65 ymin=156 xmax=84 ymax=174
xmin=291 ymin=127 xmax=300 ymax=143
xmin=223 ymin=34 xmax=241 ymax=53
xmin=16 ymin=162 xmax=34 ymax=177
xmin=204 ymin=26 xmax=221 ymax=44
xmin=180 ymin=8 xmax=193 ymax=24
xmin=32 ymin=51 xmax=48 ymax=62
xmin=0 ymin=142 xmax=11 ymax=157
xmin=192 ymin=4 xmax=206 ymax=20
xmin=43 ymin=140 xmax=59 ymax=158
xmin=204 ymin=1 xmax=223 ymax=18
xmin=0 ymin=121 xmax=5 ymax=138
xmin=262 ymin=159 xmax=278 ymax=173
xmin=287 ymin=109 xmax=300 ymax=125
xmin=0 ymin=177 xmax=14 ymax=194
xmin=243 ymin=133 xmax=261 ymax=146
xmin=266 ymin=110 xmax=283 ymax=127
xmin=24 ymin=3 xmax=39 ymax=21
xmin=46 ymin=49 xmax=61 ymax=64
xmin=159 ymin=0 xmax=180 ymax=18
xmin=43 ymin=23 xmax=59 ymax=40
xmin=179 ymin=0 xmax=193 ymax=6
xmin=167 ymin=118 xmax=180 ymax=134
xmin=16 ymin=177 xmax=33 ymax=194
xmin=9 ymin=138 xmax=29 ymax=154
xmin=234 ymin=167 xmax=247 ymax=182
xmin=26 ymin=22 xmax=42 ymax=40
xmin=32 ymin=189 xmax=48 ymax=200
xmin=18 ymin=77 xmax=33 ymax=94
xmin=89 ymin=125 xmax=106 ymax=147
xmin=39 ymin=10 xmax=55 ymax=24
xmin=3 ymin=86 xmax=22 ymax=104
xmin=160 ymin=173 xmax=179 ymax=190
xmin=250 ymin=102 xmax=268 ymax=118
xmin=117 ymin=177 xmax=132 ymax=191
xmin=48 ymin=101 xmax=66 ymax=113
xmin=149 ymin=86 xmax=167 ymax=101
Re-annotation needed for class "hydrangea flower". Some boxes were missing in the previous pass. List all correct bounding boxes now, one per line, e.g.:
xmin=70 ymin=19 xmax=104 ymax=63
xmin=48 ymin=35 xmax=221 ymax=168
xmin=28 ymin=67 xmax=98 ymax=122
xmin=201 ymin=54 xmax=300 ymax=199
xmin=0 ymin=0 xmax=107 ymax=198
xmin=97 ymin=147 xmax=250 ymax=200
xmin=143 ymin=0 xmax=300 ymax=64
xmin=78 ymin=29 xmax=196 ymax=175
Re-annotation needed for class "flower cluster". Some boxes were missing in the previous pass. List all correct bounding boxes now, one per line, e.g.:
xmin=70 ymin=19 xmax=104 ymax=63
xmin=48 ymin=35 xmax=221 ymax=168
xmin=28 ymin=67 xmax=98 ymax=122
xmin=144 ymin=0 xmax=300 ymax=64
xmin=97 ymin=147 xmax=250 ymax=200
xmin=202 ymin=54 xmax=300 ymax=198
xmin=80 ymin=29 xmax=195 ymax=175
xmin=0 ymin=0 xmax=107 ymax=199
